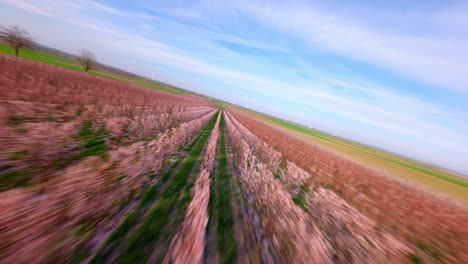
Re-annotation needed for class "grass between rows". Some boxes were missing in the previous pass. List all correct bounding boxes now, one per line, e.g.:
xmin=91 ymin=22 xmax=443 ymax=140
xmin=115 ymin=112 xmax=218 ymax=263
xmin=89 ymin=114 xmax=217 ymax=263
xmin=207 ymin=111 xmax=236 ymax=263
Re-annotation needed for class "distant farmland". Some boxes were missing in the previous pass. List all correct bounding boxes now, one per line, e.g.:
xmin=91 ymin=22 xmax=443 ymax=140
xmin=1 ymin=49 xmax=467 ymax=263
xmin=241 ymin=107 xmax=468 ymax=202
xmin=0 ymin=43 xmax=188 ymax=95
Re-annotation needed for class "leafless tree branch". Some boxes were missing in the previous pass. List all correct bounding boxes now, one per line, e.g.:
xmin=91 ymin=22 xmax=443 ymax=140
xmin=0 ymin=25 xmax=34 ymax=57
xmin=77 ymin=50 xmax=96 ymax=73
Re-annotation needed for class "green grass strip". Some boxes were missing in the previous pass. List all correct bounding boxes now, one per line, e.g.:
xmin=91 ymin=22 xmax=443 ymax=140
xmin=0 ymin=44 xmax=82 ymax=71
xmin=213 ymin=111 xmax=237 ymax=263
xmin=89 ymin=115 xmax=216 ymax=264
xmin=116 ymin=112 xmax=218 ymax=263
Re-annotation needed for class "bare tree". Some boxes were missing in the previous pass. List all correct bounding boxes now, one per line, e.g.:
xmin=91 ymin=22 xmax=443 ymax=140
xmin=77 ymin=50 xmax=96 ymax=73
xmin=0 ymin=25 xmax=34 ymax=57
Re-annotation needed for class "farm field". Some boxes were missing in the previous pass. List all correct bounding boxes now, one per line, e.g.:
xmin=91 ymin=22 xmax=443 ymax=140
xmin=239 ymin=107 xmax=468 ymax=202
xmin=1 ymin=52 xmax=467 ymax=264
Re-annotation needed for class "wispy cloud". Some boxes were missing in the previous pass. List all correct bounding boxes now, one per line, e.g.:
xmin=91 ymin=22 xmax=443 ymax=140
xmin=231 ymin=1 xmax=468 ymax=93
xmin=138 ymin=23 xmax=151 ymax=30
xmin=1 ymin=0 xmax=51 ymax=17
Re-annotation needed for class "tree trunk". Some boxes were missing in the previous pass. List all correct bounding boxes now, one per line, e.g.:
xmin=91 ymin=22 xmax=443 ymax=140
xmin=15 ymin=48 xmax=19 ymax=57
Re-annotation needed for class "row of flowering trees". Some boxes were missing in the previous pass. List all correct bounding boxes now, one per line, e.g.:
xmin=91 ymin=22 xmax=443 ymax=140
xmin=164 ymin=111 xmax=221 ymax=263
xmin=225 ymin=110 xmax=412 ymax=263
xmin=224 ymin=111 xmax=331 ymax=263
xmin=229 ymin=108 xmax=468 ymax=263
xmin=0 ymin=54 xmax=216 ymax=262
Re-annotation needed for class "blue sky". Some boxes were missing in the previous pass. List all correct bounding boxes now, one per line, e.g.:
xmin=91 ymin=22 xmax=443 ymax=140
xmin=1 ymin=0 xmax=468 ymax=175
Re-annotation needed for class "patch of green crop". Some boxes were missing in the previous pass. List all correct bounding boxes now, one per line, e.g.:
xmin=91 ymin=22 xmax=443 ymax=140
xmin=0 ymin=166 xmax=38 ymax=191
xmin=292 ymin=196 xmax=307 ymax=211
xmin=413 ymin=240 xmax=442 ymax=261
xmin=72 ymin=120 xmax=109 ymax=161
xmin=0 ymin=164 xmax=14 ymax=171
xmin=74 ymin=221 xmax=93 ymax=237
xmin=89 ymin=210 xmax=139 ymax=264
xmin=273 ymin=171 xmax=281 ymax=180
xmin=114 ymin=175 xmax=126 ymax=183
xmin=7 ymin=115 xmax=31 ymax=126
xmin=408 ymin=253 xmax=422 ymax=264
xmin=78 ymin=120 xmax=94 ymax=139
xmin=53 ymin=121 xmax=110 ymax=170
xmin=69 ymin=246 xmax=91 ymax=264
xmin=292 ymin=184 xmax=309 ymax=212
xmin=10 ymin=150 xmax=29 ymax=160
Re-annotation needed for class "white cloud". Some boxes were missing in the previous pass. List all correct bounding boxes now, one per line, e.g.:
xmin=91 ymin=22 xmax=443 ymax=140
xmin=1 ymin=0 xmax=51 ymax=17
xmin=231 ymin=1 xmax=468 ymax=93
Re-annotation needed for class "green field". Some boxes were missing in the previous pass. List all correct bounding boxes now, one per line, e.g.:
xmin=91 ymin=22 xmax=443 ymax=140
xmin=238 ymin=107 xmax=468 ymax=203
xmin=0 ymin=44 xmax=83 ymax=71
